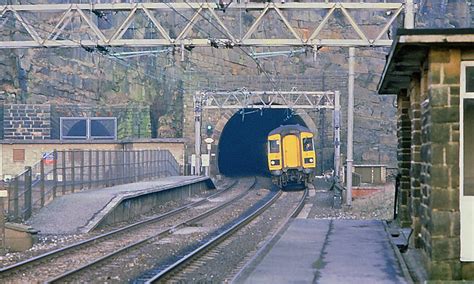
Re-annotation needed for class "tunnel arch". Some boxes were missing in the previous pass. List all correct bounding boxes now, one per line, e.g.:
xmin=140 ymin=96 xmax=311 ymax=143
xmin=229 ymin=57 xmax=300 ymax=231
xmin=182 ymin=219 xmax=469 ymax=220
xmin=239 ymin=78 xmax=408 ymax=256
xmin=212 ymin=106 xmax=317 ymax=177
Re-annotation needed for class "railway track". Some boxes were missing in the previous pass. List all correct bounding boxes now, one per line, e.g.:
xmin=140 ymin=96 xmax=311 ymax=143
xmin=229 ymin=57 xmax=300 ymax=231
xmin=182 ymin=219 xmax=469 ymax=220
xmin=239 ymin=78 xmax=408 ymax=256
xmin=143 ymin=186 xmax=308 ymax=283
xmin=0 ymin=177 xmax=253 ymax=283
xmin=45 ymin=177 xmax=262 ymax=283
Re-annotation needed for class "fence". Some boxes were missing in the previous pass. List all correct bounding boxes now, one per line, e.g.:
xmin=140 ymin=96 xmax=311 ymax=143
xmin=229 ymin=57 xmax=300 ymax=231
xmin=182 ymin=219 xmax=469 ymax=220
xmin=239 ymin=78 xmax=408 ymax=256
xmin=7 ymin=149 xmax=180 ymax=221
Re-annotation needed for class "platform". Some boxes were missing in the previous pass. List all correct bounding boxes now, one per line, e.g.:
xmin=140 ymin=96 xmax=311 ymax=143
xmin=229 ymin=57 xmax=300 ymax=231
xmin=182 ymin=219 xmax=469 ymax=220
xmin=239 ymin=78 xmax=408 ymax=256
xmin=26 ymin=176 xmax=213 ymax=234
xmin=236 ymin=219 xmax=407 ymax=283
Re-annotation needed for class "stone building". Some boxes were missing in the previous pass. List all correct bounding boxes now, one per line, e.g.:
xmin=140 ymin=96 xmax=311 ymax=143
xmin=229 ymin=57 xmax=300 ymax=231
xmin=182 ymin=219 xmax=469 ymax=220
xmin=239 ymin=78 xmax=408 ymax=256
xmin=378 ymin=28 xmax=474 ymax=280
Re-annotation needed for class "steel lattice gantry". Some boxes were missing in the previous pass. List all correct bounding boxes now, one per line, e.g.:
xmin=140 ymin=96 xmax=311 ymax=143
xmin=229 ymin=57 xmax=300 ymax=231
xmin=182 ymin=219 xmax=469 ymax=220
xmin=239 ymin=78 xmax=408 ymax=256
xmin=0 ymin=2 xmax=404 ymax=48
xmin=193 ymin=90 xmax=341 ymax=179
xmin=198 ymin=89 xmax=337 ymax=110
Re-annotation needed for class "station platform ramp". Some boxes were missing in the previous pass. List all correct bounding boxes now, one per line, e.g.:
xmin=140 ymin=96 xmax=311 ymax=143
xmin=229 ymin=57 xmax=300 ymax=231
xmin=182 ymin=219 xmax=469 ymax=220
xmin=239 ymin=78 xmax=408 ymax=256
xmin=26 ymin=176 xmax=214 ymax=234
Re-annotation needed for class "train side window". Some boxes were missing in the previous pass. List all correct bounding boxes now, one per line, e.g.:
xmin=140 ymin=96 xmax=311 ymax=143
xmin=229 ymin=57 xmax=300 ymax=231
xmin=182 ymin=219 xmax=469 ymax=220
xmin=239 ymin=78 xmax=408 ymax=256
xmin=269 ymin=140 xmax=280 ymax=153
xmin=303 ymin=138 xmax=314 ymax=151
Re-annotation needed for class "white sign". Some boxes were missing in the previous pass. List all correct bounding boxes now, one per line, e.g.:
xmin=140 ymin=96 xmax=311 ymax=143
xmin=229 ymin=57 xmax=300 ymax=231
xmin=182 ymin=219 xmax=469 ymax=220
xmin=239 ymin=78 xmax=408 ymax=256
xmin=204 ymin=138 xmax=214 ymax=144
xmin=0 ymin=190 xmax=7 ymax=197
xmin=201 ymin=154 xmax=210 ymax=167
xmin=191 ymin=154 xmax=196 ymax=166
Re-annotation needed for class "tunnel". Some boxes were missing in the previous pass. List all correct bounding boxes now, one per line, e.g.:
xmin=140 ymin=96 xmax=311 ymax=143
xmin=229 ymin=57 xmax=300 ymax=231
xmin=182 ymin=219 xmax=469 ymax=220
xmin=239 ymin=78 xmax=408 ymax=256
xmin=217 ymin=108 xmax=307 ymax=176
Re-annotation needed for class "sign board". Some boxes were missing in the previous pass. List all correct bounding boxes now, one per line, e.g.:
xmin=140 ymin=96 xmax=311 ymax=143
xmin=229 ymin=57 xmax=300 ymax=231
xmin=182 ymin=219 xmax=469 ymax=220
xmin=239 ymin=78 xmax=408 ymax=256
xmin=0 ymin=190 xmax=7 ymax=197
xmin=191 ymin=154 xmax=196 ymax=166
xmin=201 ymin=154 xmax=210 ymax=167
xmin=42 ymin=152 xmax=56 ymax=165
xmin=204 ymin=138 xmax=214 ymax=144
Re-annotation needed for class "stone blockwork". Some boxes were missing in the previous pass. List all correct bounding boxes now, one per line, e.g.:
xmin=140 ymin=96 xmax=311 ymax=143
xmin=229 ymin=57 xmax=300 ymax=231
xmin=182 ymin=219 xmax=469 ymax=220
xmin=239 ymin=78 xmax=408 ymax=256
xmin=3 ymin=104 xmax=51 ymax=140
xmin=397 ymin=91 xmax=411 ymax=228
xmin=395 ymin=47 xmax=468 ymax=280
xmin=421 ymin=48 xmax=462 ymax=280
xmin=1 ymin=1 xmax=473 ymax=175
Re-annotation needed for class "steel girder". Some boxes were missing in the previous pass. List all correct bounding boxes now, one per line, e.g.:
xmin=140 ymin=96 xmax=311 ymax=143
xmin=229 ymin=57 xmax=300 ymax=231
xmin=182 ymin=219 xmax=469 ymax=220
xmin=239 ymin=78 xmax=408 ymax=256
xmin=197 ymin=89 xmax=336 ymax=110
xmin=0 ymin=2 xmax=403 ymax=49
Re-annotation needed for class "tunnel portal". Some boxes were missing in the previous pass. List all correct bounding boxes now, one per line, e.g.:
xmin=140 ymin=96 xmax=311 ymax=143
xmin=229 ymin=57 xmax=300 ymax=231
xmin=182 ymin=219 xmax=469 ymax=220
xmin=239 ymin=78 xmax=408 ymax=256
xmin=217 ymin=108 xmax=307 ymax=176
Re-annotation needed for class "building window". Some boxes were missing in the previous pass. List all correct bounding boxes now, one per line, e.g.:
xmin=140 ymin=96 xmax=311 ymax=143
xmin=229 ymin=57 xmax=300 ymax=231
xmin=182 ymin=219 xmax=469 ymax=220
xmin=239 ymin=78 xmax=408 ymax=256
xmin=466 ymin=66 xmax=474 ymax=93
xmin=460 ymin=61 xmax=474 ymax=261
xmin=60 ymin=117 xmax=117 ymax=140
xmin=464 ymin=99 xmax=474 ymax=196
xmin=13 ymin=149 xmax=25 ymax=162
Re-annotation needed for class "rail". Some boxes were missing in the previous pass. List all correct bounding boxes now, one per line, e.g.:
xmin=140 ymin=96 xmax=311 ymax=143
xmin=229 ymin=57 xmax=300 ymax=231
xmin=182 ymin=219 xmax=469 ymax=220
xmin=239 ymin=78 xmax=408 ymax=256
xmin=0 ymin=179 xmax=238 ymax=278
xmin=6 ymin=149 xmax=180 ymax=221
xmin=145 ymin=185 xmax=282 ymax=283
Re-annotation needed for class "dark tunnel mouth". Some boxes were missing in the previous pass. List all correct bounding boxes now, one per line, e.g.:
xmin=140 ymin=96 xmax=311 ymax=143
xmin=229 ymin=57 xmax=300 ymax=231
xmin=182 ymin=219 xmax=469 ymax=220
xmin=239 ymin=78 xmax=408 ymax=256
xmin=217 ymin=108 xmax=307 ymax=177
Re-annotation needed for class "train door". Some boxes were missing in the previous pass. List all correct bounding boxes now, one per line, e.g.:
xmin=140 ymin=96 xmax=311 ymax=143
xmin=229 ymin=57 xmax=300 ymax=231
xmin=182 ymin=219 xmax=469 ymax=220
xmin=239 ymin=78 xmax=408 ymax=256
xmin=282 ymin=134 xmax=301 ymax=168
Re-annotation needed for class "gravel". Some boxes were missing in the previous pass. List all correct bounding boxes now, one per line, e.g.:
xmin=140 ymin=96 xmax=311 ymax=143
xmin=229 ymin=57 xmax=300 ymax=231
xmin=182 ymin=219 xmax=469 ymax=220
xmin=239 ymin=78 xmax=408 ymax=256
xmin=308 ymin=178 xmax=396 ymax=220
xmin=0 ymin=177 xmax=232 ymax=269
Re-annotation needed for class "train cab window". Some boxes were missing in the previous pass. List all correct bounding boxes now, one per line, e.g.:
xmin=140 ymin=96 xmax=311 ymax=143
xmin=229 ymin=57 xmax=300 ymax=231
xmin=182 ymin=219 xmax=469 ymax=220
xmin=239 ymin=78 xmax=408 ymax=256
xmin=303 ymin=138 xmax=314 ymax=151
xmin=269 ymin=140 xmax=280 ymax=153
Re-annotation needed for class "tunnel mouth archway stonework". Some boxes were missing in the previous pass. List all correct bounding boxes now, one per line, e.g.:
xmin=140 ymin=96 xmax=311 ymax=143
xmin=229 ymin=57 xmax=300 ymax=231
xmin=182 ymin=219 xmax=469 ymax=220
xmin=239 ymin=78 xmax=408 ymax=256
xmin=200 ymin=100 xmax=318 ymax=177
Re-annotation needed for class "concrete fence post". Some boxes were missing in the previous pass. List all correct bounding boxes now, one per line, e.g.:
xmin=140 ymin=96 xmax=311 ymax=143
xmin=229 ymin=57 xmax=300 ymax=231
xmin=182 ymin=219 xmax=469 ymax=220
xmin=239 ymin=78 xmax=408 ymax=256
xmin=108 ymin=151 xmax=112 ymax=186
xmin=80 ymin=150 xmax=84 ymax=190
xmin=24 ymin=166 xmax=32 ymax=220
xmin=62 ymin=151 xmax=67 ymax=195
xmin=137 ymin=151 xmax=142 ymax=181
xmin=95 ymin=150 xmax=100 ymax=186
xmin=11 ymin=177 xmax=19 ymax=221
xmin=52 ymin=150 xmax=57 ymax=198
xmin=0 ymin=189 xmax=6 ymax=251
xmin=132 ymin=151 xmax=136 ymax=182
xmin=71 ymin=151 xmax=75 ymax=193
xmin=88 ymin=150 xmax=92 ymax=189
xmin=40 ymin=157 xmax=45 ymax=207
xmin=101 ymin=151 xmax=106 ymax=188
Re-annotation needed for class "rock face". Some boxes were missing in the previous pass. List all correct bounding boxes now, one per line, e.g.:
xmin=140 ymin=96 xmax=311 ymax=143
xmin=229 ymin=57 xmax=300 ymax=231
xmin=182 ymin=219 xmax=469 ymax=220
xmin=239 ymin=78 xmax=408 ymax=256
xmin=0 ymin=1 xmax=472 ymax=173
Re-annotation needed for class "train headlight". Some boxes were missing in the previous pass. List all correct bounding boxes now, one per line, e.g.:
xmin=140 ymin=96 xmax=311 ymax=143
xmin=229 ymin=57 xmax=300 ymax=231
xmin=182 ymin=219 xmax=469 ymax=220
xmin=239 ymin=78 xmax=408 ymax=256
xmin=271 ymin=160 xmax=275 ymax=165
xmin=309 ymin=158 xmax=314 ymax=163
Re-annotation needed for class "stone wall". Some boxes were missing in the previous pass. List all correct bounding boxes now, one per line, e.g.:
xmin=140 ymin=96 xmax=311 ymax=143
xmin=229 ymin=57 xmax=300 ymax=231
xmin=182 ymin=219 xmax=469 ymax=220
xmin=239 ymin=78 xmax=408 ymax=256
xmin=409 ymin=76 xmax=423 ymax=247
xmin=1 ymin=1 xmax=473 ymax=174
xmin=421 ymin=48 xmax=462 ymax=280
xmin=397 ymin=90 xmax=411 ymax=228
xmin=3 ymin=104 xmax=51 ymax=140
xmin=399 ymin=47 xmax=474 ymax=280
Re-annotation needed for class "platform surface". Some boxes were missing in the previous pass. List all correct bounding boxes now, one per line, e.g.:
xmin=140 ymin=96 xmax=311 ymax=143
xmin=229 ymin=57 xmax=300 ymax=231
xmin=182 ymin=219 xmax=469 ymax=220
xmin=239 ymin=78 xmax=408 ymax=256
xmin=238 ymin=219 xmax=406 ymax=283
xmin=27 ymin=176 xmax=208 ymax=234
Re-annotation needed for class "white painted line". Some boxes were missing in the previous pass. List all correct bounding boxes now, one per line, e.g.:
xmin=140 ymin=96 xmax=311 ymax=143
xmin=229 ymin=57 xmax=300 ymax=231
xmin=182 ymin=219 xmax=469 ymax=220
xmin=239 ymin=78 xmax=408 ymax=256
xmin=297 ymin=203 xmax=312 ymax=219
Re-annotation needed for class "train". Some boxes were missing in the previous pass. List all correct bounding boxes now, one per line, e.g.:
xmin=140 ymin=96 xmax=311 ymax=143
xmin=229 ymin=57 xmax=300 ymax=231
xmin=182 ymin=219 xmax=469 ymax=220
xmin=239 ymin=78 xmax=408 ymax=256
xmin=267 ymin=124 xmax=316 ymax=188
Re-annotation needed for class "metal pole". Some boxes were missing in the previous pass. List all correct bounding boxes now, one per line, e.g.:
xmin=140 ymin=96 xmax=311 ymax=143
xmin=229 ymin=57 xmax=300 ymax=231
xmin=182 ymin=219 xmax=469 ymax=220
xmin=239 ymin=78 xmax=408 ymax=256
xmin=194 ymin=92 xmax=202 ymax=175
xmin=333 ymin=90 xmax=341 ymax=178
xmin=24 ymin=166 xmax=32 ymax=219
xmin=346 ymin=47 xmax=355 ymax=206
xmin=404 ymin=0 xmax=415 ymax=29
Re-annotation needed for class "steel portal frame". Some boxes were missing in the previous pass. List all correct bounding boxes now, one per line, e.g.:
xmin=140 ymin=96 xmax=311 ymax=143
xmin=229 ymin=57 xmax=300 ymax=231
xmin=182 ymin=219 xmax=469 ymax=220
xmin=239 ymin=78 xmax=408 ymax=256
xmin=193 ymin=89 xmax=341 ymax=178
xmin=0 ymin=2 xmax=403 ymax=48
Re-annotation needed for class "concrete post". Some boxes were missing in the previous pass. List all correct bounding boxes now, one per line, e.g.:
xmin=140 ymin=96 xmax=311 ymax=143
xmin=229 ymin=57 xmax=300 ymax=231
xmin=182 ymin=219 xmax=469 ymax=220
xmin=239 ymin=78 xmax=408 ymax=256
xmin=71 ymin=151 xmax=75 ymax=193
xmin=194 ymin=92 xmax=202 ymax=176
xmin=53 ymin=150 xmax=58 ymax=197
xmin=40 ymin=158 xmax=45 ymax=207
xmin=334 ymin=90 xmax=341 ymax=178
xmin=0 ymin=190 xmax=5 ymax=251
xmin=404 ymin=0 xmax=415 ymax=29
xmin=346 ymin=47 xmax=355 ymax=206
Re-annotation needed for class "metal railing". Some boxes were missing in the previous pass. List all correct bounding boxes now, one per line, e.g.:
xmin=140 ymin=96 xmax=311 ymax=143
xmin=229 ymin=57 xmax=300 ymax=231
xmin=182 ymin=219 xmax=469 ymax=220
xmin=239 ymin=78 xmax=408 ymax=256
xmin=7 ymin=149 xmax=180 ymax=222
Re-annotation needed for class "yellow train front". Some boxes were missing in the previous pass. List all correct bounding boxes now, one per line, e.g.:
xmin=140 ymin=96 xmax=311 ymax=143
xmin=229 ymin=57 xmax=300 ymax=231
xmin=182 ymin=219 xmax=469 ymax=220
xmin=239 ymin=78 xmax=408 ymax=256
xmin=267 ymin=125 xmax=316 ymax=188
